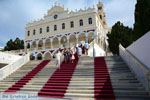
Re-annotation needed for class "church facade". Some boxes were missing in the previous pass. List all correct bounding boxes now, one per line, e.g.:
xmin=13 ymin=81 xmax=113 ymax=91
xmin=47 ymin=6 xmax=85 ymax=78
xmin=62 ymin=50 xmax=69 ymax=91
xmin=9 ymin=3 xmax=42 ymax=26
xmin=24 ymin=2 xmax=108 ymax=60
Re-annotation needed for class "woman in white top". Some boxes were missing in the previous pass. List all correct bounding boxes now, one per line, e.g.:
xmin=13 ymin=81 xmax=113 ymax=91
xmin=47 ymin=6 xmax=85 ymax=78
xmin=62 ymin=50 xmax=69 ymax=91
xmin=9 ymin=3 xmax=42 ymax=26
xmin=77 ymin=46 xmax=82 ymax=57
xmin=84 ymin=42 xmax=89 ymax=55
xmin=71 ymin=47 xmax=76 ymax=63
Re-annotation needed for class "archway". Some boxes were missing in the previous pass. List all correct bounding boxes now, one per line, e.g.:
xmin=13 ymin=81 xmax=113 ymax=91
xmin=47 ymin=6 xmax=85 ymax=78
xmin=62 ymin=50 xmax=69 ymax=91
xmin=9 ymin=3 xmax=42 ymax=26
xmin=88 ymin=32 xmax=94 ymax=43
xmin=78 ymin=33 xmax=86 ymax=44
xmin=27 ymin=43 xmax=30 ymax=49
xmin=36 ymin=53 xmax=42 ymax=60
xmin=30 ymin=53 xmax=35 ymax=60
xmin=44 ymin=52 xmax=51 ymax=60
xmin=38 ymin=40 xmax=43 ymax=50
xmin=52 ymin=37 xmax=59 ymax=48
xmin=60 ymin=36 xmax=67 ymax=48
xmin=69 ymin=35 xmax=76 ymax=47
xmin=31 ymin=41 xmax=36 ymax=50
xmin=45 ymin=39 xmax=51 ymax=49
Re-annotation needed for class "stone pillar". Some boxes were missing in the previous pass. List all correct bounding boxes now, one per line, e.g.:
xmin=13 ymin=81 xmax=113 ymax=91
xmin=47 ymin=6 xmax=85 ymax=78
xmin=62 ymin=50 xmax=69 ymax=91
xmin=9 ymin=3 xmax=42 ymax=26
xmin=50 ymin=39 xmax=53 ymax=49
xmin=76 ymin=35 xmax=79 ymax=44
xmin=58 ymin=38 xmax=61 ymax=48
xmin=36 ymin=41 xmax=38 ymax=51
xmin=67 ymin=37 xmax=70 ymax=48
xmin=43 ymin=40 xmax=46 ymax=50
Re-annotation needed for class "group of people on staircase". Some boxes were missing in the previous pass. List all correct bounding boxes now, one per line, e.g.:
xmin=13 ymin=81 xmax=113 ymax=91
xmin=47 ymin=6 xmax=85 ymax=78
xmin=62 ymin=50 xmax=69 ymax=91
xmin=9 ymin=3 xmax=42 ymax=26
xmin=54 ymin=42 xmax=89 ymax=69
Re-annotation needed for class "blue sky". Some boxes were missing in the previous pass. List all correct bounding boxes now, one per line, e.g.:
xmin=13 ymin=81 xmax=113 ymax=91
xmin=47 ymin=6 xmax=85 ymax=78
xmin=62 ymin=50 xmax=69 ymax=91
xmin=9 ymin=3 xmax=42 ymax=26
xmin=0 ymin=0 xmax=136 ymax=47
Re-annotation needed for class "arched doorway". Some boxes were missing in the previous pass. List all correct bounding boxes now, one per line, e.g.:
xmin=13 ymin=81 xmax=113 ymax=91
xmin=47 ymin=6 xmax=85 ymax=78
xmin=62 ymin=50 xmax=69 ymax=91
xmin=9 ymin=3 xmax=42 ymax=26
xmin=38 ymin=40 xmax=43 ymax=50
xmin=88 ymin=32 xmax=94 ymax=43
xmin=52 ymin=37 xmax=59 ymax=48
xmin=37 ymin=53 xmax=42 ymax=60
xmin=30 ymin=53 xmax=35 ymax=60
xmin=45 ymin=39 xmax=51 ymax=49
xmin=79 ymin=33 xmax=86 ymax=44
xmin=44 ymin=52 xmax=51 ymax=60
xmin=31 ymin=41 xmax=36 ymax=50
xmin=27 ymin=43 xmax=30 ymax=49
xmin=69 ymin=35 xmax=76 ymax=47
xmin=61 ymin=36 xmax=67 ymax=48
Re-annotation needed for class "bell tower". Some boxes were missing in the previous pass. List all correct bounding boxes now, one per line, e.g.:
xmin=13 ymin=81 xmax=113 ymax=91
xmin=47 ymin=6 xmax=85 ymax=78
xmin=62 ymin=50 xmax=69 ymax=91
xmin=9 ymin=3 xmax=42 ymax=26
xmin=97 ymin=1 xmax=107 ymax=28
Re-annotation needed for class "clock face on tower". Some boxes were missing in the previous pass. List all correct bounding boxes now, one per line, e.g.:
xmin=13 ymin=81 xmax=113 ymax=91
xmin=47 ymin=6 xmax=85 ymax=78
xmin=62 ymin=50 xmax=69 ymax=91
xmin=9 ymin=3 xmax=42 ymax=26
xmin=54 ymin=14 xmax=58 ymax=19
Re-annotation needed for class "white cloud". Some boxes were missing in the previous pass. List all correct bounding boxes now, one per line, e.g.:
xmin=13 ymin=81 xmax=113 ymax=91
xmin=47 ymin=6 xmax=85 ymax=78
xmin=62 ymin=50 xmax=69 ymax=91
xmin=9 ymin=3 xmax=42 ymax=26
xmin=104 ymin=0 xmax=136 ymax=27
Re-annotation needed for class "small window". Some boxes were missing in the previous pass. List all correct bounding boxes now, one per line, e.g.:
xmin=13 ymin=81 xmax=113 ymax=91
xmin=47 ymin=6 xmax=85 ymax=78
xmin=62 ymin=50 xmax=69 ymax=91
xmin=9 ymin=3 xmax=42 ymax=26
xmin=70 ymin=21 xmax=74 ymax=28
xmin=98 ymin=7 xmax=102 ymax=10
xmin=47 ymin=26 xmax=49 ymax=32
xmin=62 ymin=23 xmax=65 ymax=29
xmin=33 ymin=30 xmax=36 ymax=35
xmin=40 ymin=28 xmax=42 ymax=34
xmin=79 ymin=19 xmax=83 ymax=26
xmin=27 ymin=31 xmax=30 ymax=36
xmin=88 ymin=18 xmax=92 ymax=24
xmin=54 ymin=14 xmax=58 ymax=19
xmin=54 ymin=25 xmax=57 ymax=31
xmin=100 ymin=15 xmax=102 ymax=20
xmin=103 ymin=21 xmax=106 ymax=25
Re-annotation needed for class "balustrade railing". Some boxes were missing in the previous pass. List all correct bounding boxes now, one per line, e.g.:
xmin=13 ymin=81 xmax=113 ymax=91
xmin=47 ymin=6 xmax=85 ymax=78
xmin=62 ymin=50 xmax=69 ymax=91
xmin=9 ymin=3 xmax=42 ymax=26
xmin=0 ymin=53 xmax=30 ymax=80
xmin=119 ymin=44 xmax=150 ymax=91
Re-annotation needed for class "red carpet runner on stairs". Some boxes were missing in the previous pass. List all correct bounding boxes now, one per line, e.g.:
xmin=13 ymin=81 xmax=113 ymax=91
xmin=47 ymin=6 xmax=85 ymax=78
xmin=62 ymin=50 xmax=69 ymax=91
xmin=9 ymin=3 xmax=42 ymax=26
xmin=94 ymin=57 xmax=115 ymax=100
xmin=38 ymin=55 xmax=79 ymax=98
xmin=5 ymin=60 xmax=50 ymax=92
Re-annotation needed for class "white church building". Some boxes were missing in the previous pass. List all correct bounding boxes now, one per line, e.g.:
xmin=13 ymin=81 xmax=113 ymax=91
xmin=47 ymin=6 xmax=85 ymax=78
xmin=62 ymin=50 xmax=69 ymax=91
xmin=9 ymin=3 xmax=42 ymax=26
xmin=24 ymin=2 xmax=109 ymax=60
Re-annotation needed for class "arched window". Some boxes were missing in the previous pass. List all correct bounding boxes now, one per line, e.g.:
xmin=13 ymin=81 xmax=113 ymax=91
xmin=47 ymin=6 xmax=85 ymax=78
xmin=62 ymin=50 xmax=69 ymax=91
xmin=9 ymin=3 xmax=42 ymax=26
xmin=27 ymin=31 xmax=30 ymax=36
xmin=46 ymin=26 xmax=49 ymax=32
xmin=70 ymin=21 xmax=74 ymax=28
xmin=33 ymin=29 xmax=36 ymax=35
xmin=62 ymin=23 xmax=65 ymax=29
xmin=27 ymin=43 xmax=30 ymax=48
xmin=88 ymin=18 xmax=92 ymax=24
xmin=54 ymin=25 xmax=57 ymax=31
xmin=40 ymin=28 xmax=42 ymax=34
xmin=79 ymin=19 xmax=83 ymax=26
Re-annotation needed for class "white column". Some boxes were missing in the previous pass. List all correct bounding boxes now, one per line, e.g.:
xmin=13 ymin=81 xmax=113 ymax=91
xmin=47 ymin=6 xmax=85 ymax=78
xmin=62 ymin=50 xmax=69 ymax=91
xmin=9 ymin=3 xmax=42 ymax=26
xmin=36 ymin=41 xmax=38 ymax=51
xmin=43 ymin=40 xmax=46 ymax=50
xmin=76 ymin=35 xmax=79 ymax=44
xmin=67 ymin=36 xmax=70 ymax=48
xmin=50 ymin=39 xmax=53 ymax=49
xmin=58 ymin=38 xmax=61 ymax=48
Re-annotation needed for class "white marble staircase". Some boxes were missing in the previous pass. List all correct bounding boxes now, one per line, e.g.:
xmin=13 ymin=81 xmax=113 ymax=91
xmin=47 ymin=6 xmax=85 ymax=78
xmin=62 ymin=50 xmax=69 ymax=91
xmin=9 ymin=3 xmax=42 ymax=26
xmin=0 ymin=55 xmax=150 ymax=100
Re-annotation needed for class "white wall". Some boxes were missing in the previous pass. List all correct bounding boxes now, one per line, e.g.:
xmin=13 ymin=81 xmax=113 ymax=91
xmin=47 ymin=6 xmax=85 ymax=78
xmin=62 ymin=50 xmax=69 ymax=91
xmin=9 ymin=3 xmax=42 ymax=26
xmin=119 ymin=44 xmax=150 ymax=91
xmin=88 ymin=42 xmax=105 ymax=57
xmin=127 ymin=31 xmax=150 ymax=69
xmin=0 ymin=53 xmax=30 ymax=80
xmin=0 ymin=52 xmax=21 ymax=64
